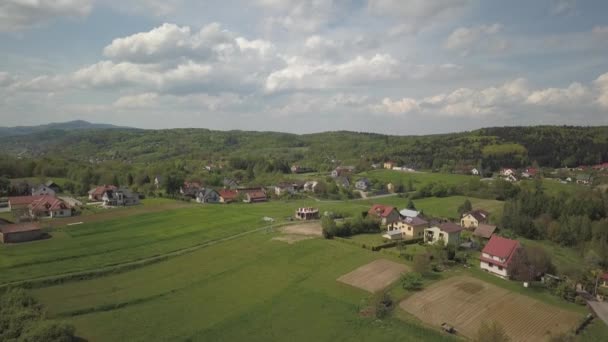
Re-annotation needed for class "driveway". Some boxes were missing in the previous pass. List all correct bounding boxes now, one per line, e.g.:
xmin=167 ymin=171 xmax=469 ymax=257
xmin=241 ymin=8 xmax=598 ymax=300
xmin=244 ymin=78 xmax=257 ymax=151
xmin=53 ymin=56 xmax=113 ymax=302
xmin=588 ymin=301 xmax=608 ymax=326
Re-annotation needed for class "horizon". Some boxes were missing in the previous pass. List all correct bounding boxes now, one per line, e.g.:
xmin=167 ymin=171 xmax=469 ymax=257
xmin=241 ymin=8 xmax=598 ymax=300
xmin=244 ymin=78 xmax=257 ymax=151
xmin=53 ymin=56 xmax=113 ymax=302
xmin=1 ymin=1 xmax=608 ymax=134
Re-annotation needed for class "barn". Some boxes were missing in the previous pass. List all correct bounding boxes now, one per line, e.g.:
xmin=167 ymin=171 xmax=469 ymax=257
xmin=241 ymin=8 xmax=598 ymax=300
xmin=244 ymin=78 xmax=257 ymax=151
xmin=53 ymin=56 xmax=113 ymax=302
xmin=0 ymin=223 xmax=43 ymax=243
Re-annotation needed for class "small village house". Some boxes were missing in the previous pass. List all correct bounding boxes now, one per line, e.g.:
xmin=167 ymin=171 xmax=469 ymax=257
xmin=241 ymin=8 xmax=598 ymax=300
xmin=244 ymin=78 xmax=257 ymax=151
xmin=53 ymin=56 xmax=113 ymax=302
xmin=0 ymin=223 xmax=43 ymax=243
xmin=424 ymin=222 xmax=463 ymax=246
xmin=218 ymin=189 xmax=238 ymax=203
xmin=223 ymin=178 xmax=239 ymax=189
xmin=243 ymin=190 xmax=267 ymax=203
xmin=303 ymin=181 xmax=319 ymax=192
xmin=471 ymin=168 xmax=480 ymax=176
xmin=576 ymin=174 xmax=592 ymax=185
xmin=102 ymin=188 xmax=140 ymax=207
xmin=29 ymin=196 xmax=72 ymax=218
xmin=368 ymin=204 xmax=400 ymax=226
xmin=295 ymin=208 xmax=320 ymax=220
xmin=154 ymin=175 xmax=162 ymax=189
xmin=31 ymin=184 xmax=56 ymax=197
xmin=386 ymin=183 xmax=395 ymax=193
xmin=521 ymin=167 xmax=538 ymax=179
xmin=473 ymin=223 xmax=498 ymax=240
xmin=88 ymin=185 xmax=117 ymax=201
xmin=383 ymin=161 xmax=395 ymax=169
xmin=460 ymin=209 xmax=490 ymax=229
xmin=8 ymin=195 xmax=45 ymax=211
xmin=500 ymin=168 xmax=515 ymax=177
xmin=196 ymin=189 xmax=220 ymax=203
xmin=180 ymin=181 xmax=202 ymax=198
xmin=355 ymin=178 xmax=371 ymax=191
xmin=331 ymin=166 xmax=355 ymax=178
xmin=480 ymin=235 xmax=521 ymax=279
xmin=385 ymin=216 xmax=428 ymax=240
xmin=45 ymin=180 xmax=61 ymax=193
xmin=274 ymin=183 xmax=295 ymax=196
xmin=601 ymin=273 xmax=608 ymax=288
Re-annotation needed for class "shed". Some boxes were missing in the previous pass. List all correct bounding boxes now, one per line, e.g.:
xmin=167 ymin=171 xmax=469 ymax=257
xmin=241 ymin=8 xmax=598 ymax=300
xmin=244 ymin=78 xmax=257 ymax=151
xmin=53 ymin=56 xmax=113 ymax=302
xmin=0 ymin=223 xmax=43 ymax=243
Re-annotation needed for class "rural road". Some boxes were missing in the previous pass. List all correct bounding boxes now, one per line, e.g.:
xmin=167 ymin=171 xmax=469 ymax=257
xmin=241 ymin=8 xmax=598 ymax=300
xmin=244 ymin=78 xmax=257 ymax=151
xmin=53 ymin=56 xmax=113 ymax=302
xmin=588 ymin=301 xmax=608 ymax=326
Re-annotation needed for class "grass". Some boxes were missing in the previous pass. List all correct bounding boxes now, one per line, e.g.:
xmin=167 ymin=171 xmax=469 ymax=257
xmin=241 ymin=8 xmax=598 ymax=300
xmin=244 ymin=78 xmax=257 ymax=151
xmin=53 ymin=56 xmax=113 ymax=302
xmin=518 ymin=238 xmax=585 ymax=274
xmin=31 ymin=233 xmax=455 ymax=342
xmin=360 ymin=169 xmax=476 ymax=188
xmin=344 ymin=233 xmax=388 ymax=247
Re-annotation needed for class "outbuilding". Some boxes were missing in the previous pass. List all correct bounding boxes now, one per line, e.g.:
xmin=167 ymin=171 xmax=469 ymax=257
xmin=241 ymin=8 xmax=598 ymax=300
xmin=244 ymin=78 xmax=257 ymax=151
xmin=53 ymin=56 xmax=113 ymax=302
xmin=0 ymin=223 xmax=43 ymax=243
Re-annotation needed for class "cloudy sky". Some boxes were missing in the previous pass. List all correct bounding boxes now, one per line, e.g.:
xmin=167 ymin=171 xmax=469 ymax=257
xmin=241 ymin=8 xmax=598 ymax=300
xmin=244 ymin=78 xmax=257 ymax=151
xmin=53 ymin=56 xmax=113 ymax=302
xmin=1 ymin=0 xmax=607 ymax=134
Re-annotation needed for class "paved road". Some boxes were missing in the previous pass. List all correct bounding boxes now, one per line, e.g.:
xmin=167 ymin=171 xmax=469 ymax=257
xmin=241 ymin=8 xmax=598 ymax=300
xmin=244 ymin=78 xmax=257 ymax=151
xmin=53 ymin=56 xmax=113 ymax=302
xmin=588 ymin=301 xmax=608 ymax=326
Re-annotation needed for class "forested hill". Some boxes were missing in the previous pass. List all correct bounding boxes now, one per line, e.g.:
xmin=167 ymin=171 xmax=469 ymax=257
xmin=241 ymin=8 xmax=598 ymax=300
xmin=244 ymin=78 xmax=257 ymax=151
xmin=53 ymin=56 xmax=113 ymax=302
xmin=1 ymin=123 xmax=607 ymax=171
xmin=0 ymin=120 xmax=130 ymax=138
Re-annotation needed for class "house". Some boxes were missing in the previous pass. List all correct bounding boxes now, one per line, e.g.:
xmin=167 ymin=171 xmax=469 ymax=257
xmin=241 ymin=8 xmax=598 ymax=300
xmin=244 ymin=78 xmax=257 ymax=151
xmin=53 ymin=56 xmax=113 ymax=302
xmin=371 ymin=163 xmax=381 ymax=169
xmin=195 ymin=189 xmax=220 ymax=203
xmin=576 ymin=174 xmax=592 ymax=185
xmin=500 ymin=168 xmax=515 ymax=177
xmin=180 ymin=181 xmax=202 ymax=198
xmin=399 ymin=209 xmax=420 ymax=218
xmin=102 ymin=188 xmax=140 ymax=207
xmin=592 ymin=162 xmax=608 ymax=171
xmin=471 ymin=168 xmax=480 ymax=176
xmin=368 ymin=204 xmax=400 ymax=226
xmin=88 ymin=185 xmax=117 ymax=201
xmin=31 ymin=184 xmax=56 ymax=197
xmin=473 ymin=223 xmax=498 ymax=239
xmin=424 ymin=222 xmax=463 ymax=246
xmin=243 ymin=190 xmax=267 ymax=203
xmin=331 ymin=166 xmax=355 ymax=178
xmin=45 ymin=180 xmax=61 ymax=193
xmin=8 ymin=195 xmax=45 ymax=211
xmin=386 ymin=183 xmax=395 ymax=193
xmin=355 ymin=178 xmax=371 ymax=191
xmin=601 ymin=273 xmax=608 ymax=288
xmin=504 ymin=174 xmax=518 ymax=183
xmin=383 ymin=161 xmax=396 ymax=169
xmin=385 ymin=216 xmax=428 ymax=240
xmin=460 ymin=209 xmax=490 ymax=229
xmin=291 ymin=165 xmax=314 ymax=174
xmin=223 ymin=178 xmax=239 ymax=189
xmin=29 ymin=196 xmax=72 ymax=218
xmin=295 ymin=208 xmax=320 ymax=220
xmin=58 ymin=196 xmax=83 ymax=208
xmin=0 ymin=223 xmax=43 ymax=243
xmin=154 ymin=175 xmax=162 ymax=189
xmin=274 ymin=183 xmax=295 ymax=196
xmin=303 ymin=181 xmax=319 ymax=192
xmin=218 ymin=189 xmax=238 ymax=203
xmin=521 ymin=167 xmax=538 ymax=179
xmin=480 ymin=235 xmax=521 ymax=279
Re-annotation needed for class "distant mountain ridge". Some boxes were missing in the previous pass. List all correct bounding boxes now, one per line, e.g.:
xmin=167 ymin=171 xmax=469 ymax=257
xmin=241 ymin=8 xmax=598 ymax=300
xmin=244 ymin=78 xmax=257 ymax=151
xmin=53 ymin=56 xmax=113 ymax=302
xmin=0 ymin=120 xmax=132 ymax=137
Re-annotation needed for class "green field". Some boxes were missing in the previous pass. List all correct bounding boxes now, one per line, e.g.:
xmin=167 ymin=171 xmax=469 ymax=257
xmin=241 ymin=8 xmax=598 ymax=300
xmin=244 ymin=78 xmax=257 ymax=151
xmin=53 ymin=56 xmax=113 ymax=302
xmin=360 ymin=169 xmax=475 ymax=187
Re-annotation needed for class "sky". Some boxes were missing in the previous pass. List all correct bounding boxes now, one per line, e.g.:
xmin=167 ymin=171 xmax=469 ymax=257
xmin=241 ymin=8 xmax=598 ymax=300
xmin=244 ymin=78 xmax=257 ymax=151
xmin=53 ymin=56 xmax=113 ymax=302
xmin=0 ymin=0 xmax=607 ymax=135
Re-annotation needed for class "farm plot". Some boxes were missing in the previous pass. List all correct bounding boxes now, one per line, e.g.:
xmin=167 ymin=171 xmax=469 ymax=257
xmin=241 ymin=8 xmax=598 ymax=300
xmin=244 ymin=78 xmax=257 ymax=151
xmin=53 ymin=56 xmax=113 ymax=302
xmin=272 ymin=222 xmax=322 ymax=244
xmin=337 ymin=259 xmax=408 ymax=293
xmin=400 ymin=276 xmax=582 ymax=341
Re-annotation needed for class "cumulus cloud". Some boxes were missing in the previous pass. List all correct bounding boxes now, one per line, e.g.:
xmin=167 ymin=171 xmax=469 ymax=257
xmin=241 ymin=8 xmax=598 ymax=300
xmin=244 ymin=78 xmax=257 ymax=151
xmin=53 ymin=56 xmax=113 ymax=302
xmin=113 ymin=92 xmax=159 ymax=109
xmin=444 ymin=23 xmax=507 ymax=56
xmin=526 ymin=82 xmax=590 ymax=106
xmin=0 ymin=0 xmax=92 ymax=32
xmin=256 ymin=0 xmax=347 ymax=33
xmin=368 ymin=0 xmax=471 ymax=34
xmin=265 ymin=54 xmax=399 ymax=93
xmin=595 ymin=72 xmax=608 ymax=108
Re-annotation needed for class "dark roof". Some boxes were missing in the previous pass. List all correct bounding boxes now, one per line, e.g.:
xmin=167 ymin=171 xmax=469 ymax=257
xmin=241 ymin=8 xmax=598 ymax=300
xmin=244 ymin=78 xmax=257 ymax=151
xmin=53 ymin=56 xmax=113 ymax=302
xmin=464 ymin=209 xmax=490 ymax=222
xmin=473 ymin=223 xmax=497 ymax=239
xmin=0 ymin=223 xmax=42 ymax=234
xmin=402 ymin=216 xmax=428 ymax=226
xmin=438 ymin=222 xmax=463 ymax=233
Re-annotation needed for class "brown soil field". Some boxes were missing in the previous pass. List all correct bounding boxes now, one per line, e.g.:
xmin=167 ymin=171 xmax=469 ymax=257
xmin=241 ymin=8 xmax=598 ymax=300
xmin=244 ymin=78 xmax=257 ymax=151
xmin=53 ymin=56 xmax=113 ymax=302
xmin=400 ymin=276 xmax=582 ymax=341
xmin=337 ymin=259 xmax=409 ymax=293
xmin=271 ymin=235 xmax=314 ymax=244
xmin=281 ymin=222 xmax=322 ymax=236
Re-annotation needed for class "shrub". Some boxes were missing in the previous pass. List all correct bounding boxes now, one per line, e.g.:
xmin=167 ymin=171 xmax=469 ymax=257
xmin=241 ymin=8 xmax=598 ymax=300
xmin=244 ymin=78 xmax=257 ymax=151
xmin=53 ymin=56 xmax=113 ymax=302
xmin=371 ymin=292 xmax=393 ymax=319
xmin=401 ymin=272 xmax=423 ymax=291
xmin=475 ymin=321 xmax=510 ymax=342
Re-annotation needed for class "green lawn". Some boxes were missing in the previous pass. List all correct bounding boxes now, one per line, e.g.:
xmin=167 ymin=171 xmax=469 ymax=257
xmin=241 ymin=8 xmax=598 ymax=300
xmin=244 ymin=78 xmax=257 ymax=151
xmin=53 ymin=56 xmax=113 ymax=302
xmin=31 ymin=233 xmax=455 ymax=342
xmin=518 ymin=238 xmax=585 ymax=274
xmin=360 ymin=169 xmax=476 ymax=187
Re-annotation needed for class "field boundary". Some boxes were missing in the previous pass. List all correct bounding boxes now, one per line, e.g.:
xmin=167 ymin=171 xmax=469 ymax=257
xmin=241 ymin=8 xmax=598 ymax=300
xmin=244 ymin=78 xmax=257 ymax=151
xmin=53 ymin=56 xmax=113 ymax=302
xmin=0 ymin=222 xmax=298 ymax=289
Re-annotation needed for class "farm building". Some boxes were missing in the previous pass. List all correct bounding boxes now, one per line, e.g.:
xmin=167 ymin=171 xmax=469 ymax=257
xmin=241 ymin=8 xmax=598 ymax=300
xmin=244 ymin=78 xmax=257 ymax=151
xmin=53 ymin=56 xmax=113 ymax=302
xmin=195 ymin=189 xmax=220 ymax=203
xmin=480 ymin=235 xmax=521 ymax=278
xmin=424 ymin=222 xmax=463 ymax=246
xmin=368 ymin=204 xmax=400 ymax=226
xmin=0 ymin=223 xmax=43 ymax=243
xmin=88 ymin=185 xmax=117 ymax=201
xmin=243 ymin=190 xmax=267 ymax=203
xmin=8 ymin=195 xmax=45 ymax=211
xmin=295 ymin=208 xmax=319 ymax=220
xmin=29 ymin=196 xmax=72 ymax=218
xmin=180 ymin=181 xmax=203 ymax=198
xmin=385 ymin=216 xmax=428 ymax=240
xmin=460 ymin=209 xmax=490 ymax=229
xmin=274 ymin=183 xmax=295 ymax=196
xmin=473 ymin=223 xmax=497 ymax=239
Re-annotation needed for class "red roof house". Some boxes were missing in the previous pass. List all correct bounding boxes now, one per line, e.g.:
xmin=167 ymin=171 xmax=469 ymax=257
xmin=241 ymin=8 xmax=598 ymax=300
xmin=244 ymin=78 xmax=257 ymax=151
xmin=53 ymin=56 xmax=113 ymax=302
xmin=480 ymin=235 xmax=521 ymax=279
xmin=88 ymin=185 xmax=117 ymax=201
xmin=218 ymin=189 xmax=238 ymax=203
xmin=29 ymin=196 xmax=72 ymax=218
xmin=368 ymin=204 xmax=400 ymax=226
xmin=8 ymin=195 xmax=45 ymax=210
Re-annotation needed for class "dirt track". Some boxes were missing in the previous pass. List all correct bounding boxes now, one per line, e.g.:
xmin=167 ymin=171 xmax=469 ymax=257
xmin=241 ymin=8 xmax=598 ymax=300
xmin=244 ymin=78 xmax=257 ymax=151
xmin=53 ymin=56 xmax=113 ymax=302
xmin=337 ymin=259 xmax=408 ymax=293
xmin=400 ymin=276 xmax=581 ymax=341
xmin=281 ymin=222 xmax=322 ymax=236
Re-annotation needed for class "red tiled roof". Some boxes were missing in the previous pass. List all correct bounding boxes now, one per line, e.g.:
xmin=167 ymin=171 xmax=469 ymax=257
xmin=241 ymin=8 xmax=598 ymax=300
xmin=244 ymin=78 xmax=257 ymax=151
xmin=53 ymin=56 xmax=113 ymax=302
xmin=29 ymin=196 xmax=70 ymax=212
xmin=219 ymin=189 xmax=238 ymax=200
xmin=89 ymin=185 xmax=117 ymax=197
xmin=601 ymin=273 xmax=608 ymax=281
xmin=368 ymin=204 xmax=397 ymax=218
xmin=473 ymin=223 xmax=497 ymax=239
xmin=8 ymin=195 xmax=46 ymax=206
xmin=0 ymin=223 xmax=42 ymax=234
xmin=439 ymin=222 xmax=463 ymax=233
xmin=482 ymin=235 xmax=520 ymax=260
xmin=247 ymin=191 xmax=266 ymax=199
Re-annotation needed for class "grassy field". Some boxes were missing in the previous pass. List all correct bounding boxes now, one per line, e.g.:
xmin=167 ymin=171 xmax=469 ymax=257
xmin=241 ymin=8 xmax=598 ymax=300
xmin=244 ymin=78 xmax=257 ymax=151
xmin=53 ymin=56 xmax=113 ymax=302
xmin=360 ymin=169 xmax=475 ymax=187
xmin=31 ymin=232 xmax=454 ymax=342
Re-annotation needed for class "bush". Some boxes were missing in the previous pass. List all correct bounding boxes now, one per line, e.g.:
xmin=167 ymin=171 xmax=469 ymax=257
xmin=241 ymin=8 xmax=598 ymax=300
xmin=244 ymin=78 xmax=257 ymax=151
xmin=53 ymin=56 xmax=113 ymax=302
xmin=413 ymin=253 xmax=431 ymax=274
xmin=371 ymin=292 xmax=393 ymax=319
xmin=401 ymin=272 xmax=423 ymax=291
xmin=574 ymin=295 xmax=587 ymax=306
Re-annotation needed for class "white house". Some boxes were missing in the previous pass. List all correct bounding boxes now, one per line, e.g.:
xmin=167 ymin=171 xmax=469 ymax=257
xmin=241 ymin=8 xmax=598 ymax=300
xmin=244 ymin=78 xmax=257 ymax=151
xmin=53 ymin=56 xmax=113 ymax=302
xmin=480 ymin=235 xmax=521 ymax=279
xmin=31 ymin=185 xmax=56 ymax=197
xmin=471 ymin=168 xmax=480 ymax=176
xmin=102 ymin=188 xmax=140 ymax=207
xmin=424 ymin=222 xmax=463 ymax=246
xmin=303 ymin=181 xmax=319 ymax=192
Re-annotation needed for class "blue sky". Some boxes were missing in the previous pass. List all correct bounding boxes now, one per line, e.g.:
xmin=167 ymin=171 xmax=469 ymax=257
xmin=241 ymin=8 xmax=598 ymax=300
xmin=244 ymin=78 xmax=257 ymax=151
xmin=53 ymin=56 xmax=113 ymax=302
xmin=0 ymin=0 xmax=607 ymax=134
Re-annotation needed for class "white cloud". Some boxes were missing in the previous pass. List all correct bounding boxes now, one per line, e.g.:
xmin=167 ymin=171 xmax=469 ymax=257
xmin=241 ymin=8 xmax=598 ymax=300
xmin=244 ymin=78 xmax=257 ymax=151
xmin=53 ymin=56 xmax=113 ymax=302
xmin=444 ymin=23 xmax=507 ymax=56
xmin=265 ymin=54 xmax=399 ymax=93
xmin=550 ymin=0 xmax=576 ymax=16
xmin=113 ymin=93 xmax=159 ymax=109
xmin=0 ymin=0 xmax=92 ymax=32
xmin=526 ymin=82 xmax=590 ymax=106
xmin=368 ymin=0 xmax=471 ymax=34
xmin=101 ymin=0 xmax=184 ymax=16
xmin=595 ymin=72 xmax=608 ymax=108
xmin=257 ymin=0 xmax=340 ymax=33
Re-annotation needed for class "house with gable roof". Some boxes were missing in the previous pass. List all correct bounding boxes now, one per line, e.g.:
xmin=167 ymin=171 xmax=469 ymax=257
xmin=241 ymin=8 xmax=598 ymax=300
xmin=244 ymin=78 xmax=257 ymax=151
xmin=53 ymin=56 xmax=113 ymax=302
xmin=480 ymin=235 xmax=521 ymax=278
xmin=368 ymin=204 xmax=400 ymax=226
